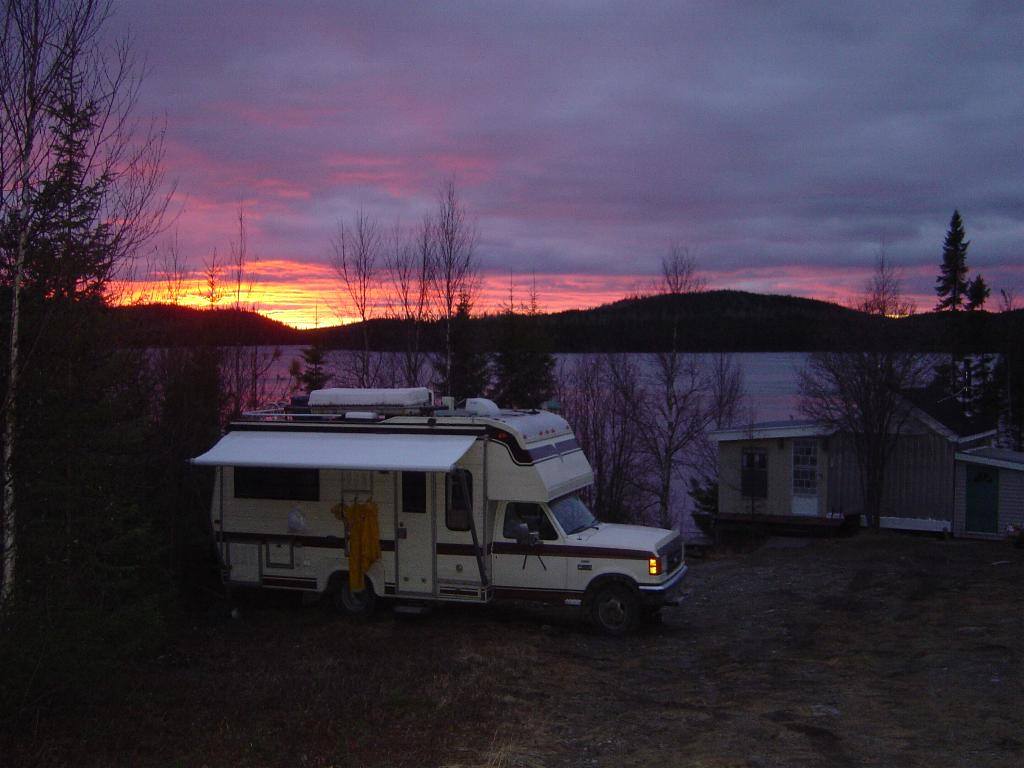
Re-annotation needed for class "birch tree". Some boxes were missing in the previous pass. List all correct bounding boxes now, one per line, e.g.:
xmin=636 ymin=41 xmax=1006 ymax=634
xmin=431 ymin=180 xmax=478 ymax=396
xmin=332 ymin=209 xmax=382 ymax=388
xmin=0 ymin=0 xmax=167 ymax=603
xmin=384 ymin=214 xmax=433 ymax=387
xmin=222 ymin=207 xmax=281 ymax=418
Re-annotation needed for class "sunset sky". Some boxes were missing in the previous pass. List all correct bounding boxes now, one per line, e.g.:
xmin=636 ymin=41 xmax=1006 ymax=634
xmin=118 ymin=2 xmax=1024 ymax=328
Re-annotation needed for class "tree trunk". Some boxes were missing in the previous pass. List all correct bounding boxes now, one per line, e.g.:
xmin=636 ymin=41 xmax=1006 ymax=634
xmin=2 ymin=226 xmax=27 ymax=603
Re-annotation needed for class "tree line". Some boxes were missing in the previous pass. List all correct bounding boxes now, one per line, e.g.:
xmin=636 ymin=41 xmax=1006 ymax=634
xmin=799 ymin=210 xmax=1023 ymax=530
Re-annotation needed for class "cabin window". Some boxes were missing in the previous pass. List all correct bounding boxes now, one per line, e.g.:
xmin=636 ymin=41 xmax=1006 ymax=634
xmin=740 ymin=450 xmax=767 ymax=499
xmin=402 ymin=471 xmax=427 ymax=514
xmin=503 ymin=502 xmax=558 ymax=541
xmin=234 ymin=467 xmax=319 ymax=501
xmin=445 ymin=469 xmax=473 ymax=531
xmin=792 ymin=440 xmax=818 ymax=495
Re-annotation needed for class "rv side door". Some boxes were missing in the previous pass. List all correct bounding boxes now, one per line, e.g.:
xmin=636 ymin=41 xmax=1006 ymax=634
xmin=491 ymin=502 xmax=567 ymax=597
xmin=396 ymin=471 xmax=435 ymax=595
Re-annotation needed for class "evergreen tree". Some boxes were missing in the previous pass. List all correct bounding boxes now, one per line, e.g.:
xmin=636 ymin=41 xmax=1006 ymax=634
xmin=290 ymin=343 xmax=331 ymax=393
xmin=935 ymin=210 xmax=970 ymax=311
xmin=434 ymin=292 xmax=490 ymax=400
xmin=491 ymin=277 xmax=555 ymax=409
xmin=966 ymin=274 xmax=990 ymax=311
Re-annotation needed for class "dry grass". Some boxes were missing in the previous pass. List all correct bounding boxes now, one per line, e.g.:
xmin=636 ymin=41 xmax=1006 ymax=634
xmin=3 ymin=533 xmax=1023 ymax=767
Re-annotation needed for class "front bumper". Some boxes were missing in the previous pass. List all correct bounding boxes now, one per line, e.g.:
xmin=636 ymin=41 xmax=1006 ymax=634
xmin=637 ymin=564 xmax=688 ymax=607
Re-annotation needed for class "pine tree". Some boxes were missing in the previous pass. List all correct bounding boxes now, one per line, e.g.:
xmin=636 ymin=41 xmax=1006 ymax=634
xmin=935 ymin=210 xmax=970 ymax=311
xmin=290 ymin=343 xmax=331 ymax=393
xmin=966 ymin=274 xmax=990 ymax=311
xmin=491 ymin=276 xmax=555 ymax=409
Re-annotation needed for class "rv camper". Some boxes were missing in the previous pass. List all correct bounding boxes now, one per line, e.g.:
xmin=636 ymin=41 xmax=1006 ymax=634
xmin=192 ymin=387 xmax=687 ymax=634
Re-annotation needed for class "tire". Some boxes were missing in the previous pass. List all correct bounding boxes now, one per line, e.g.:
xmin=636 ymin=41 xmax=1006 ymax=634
xmin=588 ymin=583 xmax=640 ymax=636
xmin=332 ymin=575 xmax=376 ymax=616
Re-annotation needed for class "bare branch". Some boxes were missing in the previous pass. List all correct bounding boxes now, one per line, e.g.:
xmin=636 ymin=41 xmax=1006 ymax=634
xmin=660 ymin=243 xmax=706 ymax=295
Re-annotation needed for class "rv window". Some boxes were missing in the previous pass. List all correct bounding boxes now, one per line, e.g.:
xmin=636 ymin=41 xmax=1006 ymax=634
xmin=740 ymin=450 xmax=767 ymax=499
xmin=446 ymin=469 xmax=473 ymax=531
xmin=402 ymin=471 xmax=427 ymax=514
xmin=234 ymin=467 xmax=319 ymax=501
xmin=503 ymin=502 xmax=557 ymax=541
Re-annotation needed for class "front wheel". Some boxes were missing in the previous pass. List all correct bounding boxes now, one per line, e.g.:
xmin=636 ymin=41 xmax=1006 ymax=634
xmin=333 ymin=575 xmax=376 ymax=616
xmin=588 ymin=583 xmax=640 ymax=636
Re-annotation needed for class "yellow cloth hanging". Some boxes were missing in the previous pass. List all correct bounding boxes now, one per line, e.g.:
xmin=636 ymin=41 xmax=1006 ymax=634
xmin=332 ymin=500 xmax=381 ymax=592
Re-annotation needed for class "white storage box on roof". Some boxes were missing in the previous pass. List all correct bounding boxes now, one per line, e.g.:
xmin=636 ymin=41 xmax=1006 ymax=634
xmin=308 ymin=387 xmax=432 ymax=408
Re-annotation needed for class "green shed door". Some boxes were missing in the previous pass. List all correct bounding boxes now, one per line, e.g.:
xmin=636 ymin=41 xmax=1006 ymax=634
xmin=965 ymin=466 xmax=999 ymax=534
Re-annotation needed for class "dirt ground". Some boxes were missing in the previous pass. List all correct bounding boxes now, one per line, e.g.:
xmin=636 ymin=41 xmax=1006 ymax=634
xmin=5 ymin=532 xmax=1023 ymax=767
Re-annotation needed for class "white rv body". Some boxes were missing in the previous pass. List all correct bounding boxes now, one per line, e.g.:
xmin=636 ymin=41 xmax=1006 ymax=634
xmin=192 ymin=390 xmax=687 ymax=630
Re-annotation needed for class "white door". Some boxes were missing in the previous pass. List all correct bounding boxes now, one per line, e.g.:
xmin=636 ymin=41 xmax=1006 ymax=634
xmin=396 ymin=471 xmax=434 ymax=595
xmin=791 ymin=439 xmax=819 ymax=516
xmin=491 ymin=502 xmax=567 ymax=596
xmin=227 ymin=542 xmax=260 ymax=583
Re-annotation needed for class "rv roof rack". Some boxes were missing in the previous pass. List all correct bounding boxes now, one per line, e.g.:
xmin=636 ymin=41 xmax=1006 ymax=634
xmin=238 ymin=387 xmax=440 ymax=422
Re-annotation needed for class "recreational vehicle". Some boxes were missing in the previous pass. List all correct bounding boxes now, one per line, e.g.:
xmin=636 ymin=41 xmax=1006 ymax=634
xmin=192 ymin=388 xmax=687 ymax=634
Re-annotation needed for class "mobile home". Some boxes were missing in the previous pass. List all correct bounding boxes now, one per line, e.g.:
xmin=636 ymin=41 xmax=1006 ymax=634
xmin=192 ymin=388 xmax=687 ymax=634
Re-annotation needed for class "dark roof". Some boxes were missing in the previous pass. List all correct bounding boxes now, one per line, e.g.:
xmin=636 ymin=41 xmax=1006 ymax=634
xmin=900 ymin=386 xmax=997 ymax=438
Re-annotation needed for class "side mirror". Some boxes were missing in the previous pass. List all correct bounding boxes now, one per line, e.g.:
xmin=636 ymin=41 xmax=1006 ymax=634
xmin=512 ymin=522 xmax=539 ymax=547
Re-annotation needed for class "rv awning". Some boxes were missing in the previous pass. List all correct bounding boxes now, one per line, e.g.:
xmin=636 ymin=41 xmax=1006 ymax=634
xmin=191 ymin=431 xmax=477 ymax=472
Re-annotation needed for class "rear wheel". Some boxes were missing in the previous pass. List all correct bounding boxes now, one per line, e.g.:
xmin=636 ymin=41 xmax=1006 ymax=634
xmin=589 ymin=583 xmax=640 ymax=636
xmin=333 ymin=575 xmax=376 ymax=616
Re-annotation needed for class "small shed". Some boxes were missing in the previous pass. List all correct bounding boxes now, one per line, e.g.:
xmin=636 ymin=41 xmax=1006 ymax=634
xmin=711 ymin=420 xmax=844 ymax=528
xmin=711 ymin=402 xmax=996 ymax=534
xmin=953 ymin=447 xmax=1024 ymax=539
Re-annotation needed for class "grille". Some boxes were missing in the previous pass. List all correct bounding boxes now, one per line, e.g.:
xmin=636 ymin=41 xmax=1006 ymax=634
xmin=660 ymin=537 xmax=684 ymax=573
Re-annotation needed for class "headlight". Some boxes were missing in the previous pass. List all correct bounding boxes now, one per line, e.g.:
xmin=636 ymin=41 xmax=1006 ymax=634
xmin=648 ymin=556 xmax=661 ymax=576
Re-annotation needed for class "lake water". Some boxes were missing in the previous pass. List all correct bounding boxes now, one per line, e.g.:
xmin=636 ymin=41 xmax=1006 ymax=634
xmin=266 ymin=347 xmax=808 ymax=423
xmin=250 ymin=348 xmax=810 ymax=536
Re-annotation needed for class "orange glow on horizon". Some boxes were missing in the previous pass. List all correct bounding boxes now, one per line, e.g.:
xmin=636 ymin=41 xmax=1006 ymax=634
xmin=122 ymin=259 xmax=652 ymax=329
xmin=122 ymin=257 xmax=949 ymax=329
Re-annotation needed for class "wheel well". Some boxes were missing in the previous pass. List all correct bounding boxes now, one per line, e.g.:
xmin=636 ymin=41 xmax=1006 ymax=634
xmin=326 ymin=570 xmax=379 ymax=596
xmin=583 ymin=573 xmax=639 ymax=606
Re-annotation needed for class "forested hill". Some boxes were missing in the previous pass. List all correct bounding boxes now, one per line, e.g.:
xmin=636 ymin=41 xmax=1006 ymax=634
xmin=113 ymin=291 xmax=1023 ymax=352
xmin=527 ymin=291 xmax=871 ymax=351
xmin=115 ymin=304 xmax=306 ymax=347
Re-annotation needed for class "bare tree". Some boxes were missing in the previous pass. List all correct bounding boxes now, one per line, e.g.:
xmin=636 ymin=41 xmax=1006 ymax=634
xmin=332 ymin=209 xmax=382 ymax=387
xmin=556 ymin=355 xmax=645 ymax=523
xmin=199 ymin=247 xmax=224 ymax=308
xmin=431 ymin=179 xmax=478 ymax=395
xmin=626 ymin=348 xmax=711 ymax=529
xmin=156 ymin=229 xmax=189 ymax=304
xmin=799 ymin=257 xmax=930 ymax=529
xmin=861 ymin=250 xmax=915 ymax=317
xmin=0 ymin=0 xmax=168 ymax=602
xmin=999 ymin=288 xmax=1020 ymax=313
xmin=688 ymin=353 xmax=750 ymax=518
xmin=384 ymin=214 xmax=434 ymax=386
xmin=220 ymin=207 xmax=282 ymax=418
xmin=660 ymin=243 xmax=706 ymax=295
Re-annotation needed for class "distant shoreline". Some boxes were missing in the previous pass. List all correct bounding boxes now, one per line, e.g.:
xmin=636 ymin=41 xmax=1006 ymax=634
xmin=113 ymin=290 xmax=1022 ymax=353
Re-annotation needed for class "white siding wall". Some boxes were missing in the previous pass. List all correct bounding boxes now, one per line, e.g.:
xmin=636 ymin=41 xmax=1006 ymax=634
xmin=1000 ymin=469 xmax=1024 ymax=533
xmin=953 ymin=462 xmax=1024 ymax=539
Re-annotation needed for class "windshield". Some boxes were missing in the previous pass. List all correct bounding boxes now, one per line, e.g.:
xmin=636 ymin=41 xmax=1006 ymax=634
xmin=549 ymin=494 xmax=598 ymax=535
